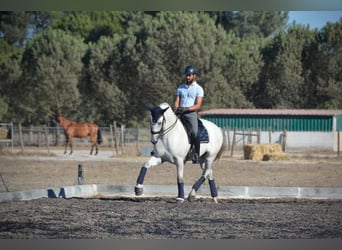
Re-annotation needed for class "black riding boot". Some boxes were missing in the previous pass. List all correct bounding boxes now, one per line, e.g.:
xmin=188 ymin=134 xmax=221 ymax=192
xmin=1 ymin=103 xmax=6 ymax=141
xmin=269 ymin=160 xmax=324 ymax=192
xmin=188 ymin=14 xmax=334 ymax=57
xmin=192 ymin=136 xmax=200 ymax=164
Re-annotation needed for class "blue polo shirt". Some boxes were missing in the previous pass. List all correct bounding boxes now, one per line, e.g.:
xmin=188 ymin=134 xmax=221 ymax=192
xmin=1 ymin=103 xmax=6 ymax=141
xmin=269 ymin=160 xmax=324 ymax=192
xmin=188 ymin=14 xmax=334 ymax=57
xmin=176 ymin=82 xmax=204 ymax=108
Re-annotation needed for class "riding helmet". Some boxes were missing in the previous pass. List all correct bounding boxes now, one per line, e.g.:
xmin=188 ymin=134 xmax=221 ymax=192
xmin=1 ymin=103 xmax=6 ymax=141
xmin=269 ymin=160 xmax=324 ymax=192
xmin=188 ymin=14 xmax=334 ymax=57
xmin=184 ymin=65 xmax=198 ymax=75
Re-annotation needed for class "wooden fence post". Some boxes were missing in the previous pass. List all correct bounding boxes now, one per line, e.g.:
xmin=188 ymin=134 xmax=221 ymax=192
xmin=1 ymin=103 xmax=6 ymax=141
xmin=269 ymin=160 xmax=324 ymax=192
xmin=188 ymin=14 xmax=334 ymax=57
xmin=113 ymin=122 xmax=118 ymax=156
xmin=248 ymin=128 xmax=251 ymax=144
xmin=110 ymin=124 xmax=115 ymax=156
xmin=282 ymin=129 xmax=287 ymax=152
xmin=120 ymin=124 xmax=125 ymax=154
xmin=19 ymin=123 xmax=24 ymax=153
xmin=338 ymin=130 xmax=340 ymax=158
xmin=136 ymin=125 xmax=140 ymax=155
xmin=44 ymin=126 xmax=50 ymax=153
xmin=231 ymin=128 xmax=236 ymax=157
xmin=226 ymin=127 xmax=230 ymax=151
xmin=268 ymin=127 xmax=272 ymax=143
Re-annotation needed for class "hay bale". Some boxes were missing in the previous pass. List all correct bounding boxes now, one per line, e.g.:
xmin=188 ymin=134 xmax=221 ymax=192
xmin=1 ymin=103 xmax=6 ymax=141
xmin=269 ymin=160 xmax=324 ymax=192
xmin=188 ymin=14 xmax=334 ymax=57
xmin=0 ymin=128 xmax=8 ymax=139
xmin=262 ymin=152 xmax=290 ymax=161
xmin=243 ymin=144 xmax=283 ymax=161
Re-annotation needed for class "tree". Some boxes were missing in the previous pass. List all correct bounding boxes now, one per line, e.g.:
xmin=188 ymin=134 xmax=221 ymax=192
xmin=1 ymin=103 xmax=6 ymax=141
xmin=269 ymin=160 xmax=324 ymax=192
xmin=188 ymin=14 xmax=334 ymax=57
xmin=253 ymin=25 xmax=315 ymax=108
xmin=51 ymin=11 xmax=125 ymax=43
xmin=0 ymin=11 xmax=31 ymax=46
xmin=3 ymin=11 xmax=341 ymax=126
xmin=209 ymin=11 xmax=289 ymax=39
xmin=80 ymin=36 xmax=128 ymax=125
xmin=13 ymin=29 xmax=86 ymax=124
xmin=315 ymin=20 xmax=342 ymax=108
xmin=132 ymin=11 xmax=257 ymax=112
xmin=0 ymin=39 xmax=23 ymax=121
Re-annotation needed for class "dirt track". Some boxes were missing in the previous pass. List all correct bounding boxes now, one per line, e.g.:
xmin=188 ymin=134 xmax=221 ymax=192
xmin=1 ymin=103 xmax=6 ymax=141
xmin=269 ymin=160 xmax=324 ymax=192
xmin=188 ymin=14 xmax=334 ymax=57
xmin=1 ymin=147 xmax=342 ymax=192
xmin=0 ymin=197 xmax=341 ymax=239
xmin=0 ymin=147 xmax=342 ymax=239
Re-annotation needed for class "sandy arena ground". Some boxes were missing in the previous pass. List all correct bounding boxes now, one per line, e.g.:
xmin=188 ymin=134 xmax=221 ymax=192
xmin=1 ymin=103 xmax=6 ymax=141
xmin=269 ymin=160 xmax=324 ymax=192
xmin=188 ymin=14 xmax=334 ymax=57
xmin=0 ymin=146 xmax=341 ymax=239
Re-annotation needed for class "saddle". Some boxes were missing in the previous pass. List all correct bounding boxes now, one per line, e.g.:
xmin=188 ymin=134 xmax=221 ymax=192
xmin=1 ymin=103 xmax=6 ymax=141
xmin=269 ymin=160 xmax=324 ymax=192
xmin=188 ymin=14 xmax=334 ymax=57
xmin=180 ymin=119 xmax=209 ymax=162
xmin=181 ymin=119 xmax=209 ymax=144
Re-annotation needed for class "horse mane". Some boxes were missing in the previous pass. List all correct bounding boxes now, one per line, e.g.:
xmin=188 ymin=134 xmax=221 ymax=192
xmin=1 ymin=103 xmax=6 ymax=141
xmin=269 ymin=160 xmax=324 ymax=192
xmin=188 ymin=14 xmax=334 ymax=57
xmin=159 ymin=102 xmax=170 ymax=109
xmin=57 ymin=115 xmax=72 ymax=128
xmin=159 ymin=102 xmax=178 ymax=122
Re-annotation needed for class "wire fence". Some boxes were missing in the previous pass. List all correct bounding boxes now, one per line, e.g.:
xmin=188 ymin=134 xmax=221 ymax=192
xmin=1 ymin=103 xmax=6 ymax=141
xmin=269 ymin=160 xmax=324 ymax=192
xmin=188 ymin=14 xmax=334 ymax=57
xmin=0 ymin=123 xmax=341 ymax=157
xmin=0 ymin=124 xmax=153 ymax=156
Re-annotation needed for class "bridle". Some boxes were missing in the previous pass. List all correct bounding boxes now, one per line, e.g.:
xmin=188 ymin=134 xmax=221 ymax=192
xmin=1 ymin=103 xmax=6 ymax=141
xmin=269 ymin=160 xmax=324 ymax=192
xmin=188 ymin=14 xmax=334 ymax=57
xmin=150 ymin=114 xmax=179 ymax=144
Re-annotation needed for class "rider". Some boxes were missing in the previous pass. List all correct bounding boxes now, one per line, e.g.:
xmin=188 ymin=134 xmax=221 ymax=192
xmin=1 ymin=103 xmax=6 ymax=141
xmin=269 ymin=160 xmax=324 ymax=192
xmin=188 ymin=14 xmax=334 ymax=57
xmin=174 ymin=65 xmax=204 ymax=164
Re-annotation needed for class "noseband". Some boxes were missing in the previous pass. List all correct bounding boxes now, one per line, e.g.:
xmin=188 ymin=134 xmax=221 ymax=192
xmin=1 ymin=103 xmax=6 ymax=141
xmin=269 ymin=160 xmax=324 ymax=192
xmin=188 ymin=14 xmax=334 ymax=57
xmin=151 ymin=114 xmax=178 ymax=144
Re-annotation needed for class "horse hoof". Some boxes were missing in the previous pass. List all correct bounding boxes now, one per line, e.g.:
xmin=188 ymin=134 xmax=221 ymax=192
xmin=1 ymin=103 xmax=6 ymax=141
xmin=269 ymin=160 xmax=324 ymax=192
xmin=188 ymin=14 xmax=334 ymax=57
xmin=135 ymin=186 xmax=143 ymax=196
xmin=187 ymin=189 xmax=196 ymax=202
xmin=187 ymin=194 xmax=196 ymax=202
xmin=213 ymin=197 xmax=218 ymax=203
xmin=176 ymin=197 xmax=184 ymax=203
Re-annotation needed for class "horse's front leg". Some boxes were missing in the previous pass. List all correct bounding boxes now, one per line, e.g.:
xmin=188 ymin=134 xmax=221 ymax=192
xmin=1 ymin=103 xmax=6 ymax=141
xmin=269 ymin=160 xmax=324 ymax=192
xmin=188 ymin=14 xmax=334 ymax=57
xmin=95 ymin=143 xmax=98 ymax=155
xmin=134 ymin=155 xmax=162 ymax=196
xmin=176 ymin=160 xmax=185 ymax=202
xmin=90 ymin=144 xmax=94 ymax=155
xmin=90 ymin=139 xmax=98 ymax=155
xmin=64 ymin=139 xmax=69 ymax=154
xmin=69 ymin=139 xmax=73 ymax=155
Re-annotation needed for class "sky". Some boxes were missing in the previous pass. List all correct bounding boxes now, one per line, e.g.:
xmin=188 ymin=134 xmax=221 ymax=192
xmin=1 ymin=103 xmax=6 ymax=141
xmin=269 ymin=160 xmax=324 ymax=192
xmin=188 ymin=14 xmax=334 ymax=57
xmin=287 ymin=11 xmax=342 ymax=30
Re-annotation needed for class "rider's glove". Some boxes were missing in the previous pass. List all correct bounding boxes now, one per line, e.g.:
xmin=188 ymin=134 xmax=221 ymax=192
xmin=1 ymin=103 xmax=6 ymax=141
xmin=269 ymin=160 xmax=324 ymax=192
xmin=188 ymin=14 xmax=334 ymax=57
xmin=175 ymin=107 xmax=189 ymax=116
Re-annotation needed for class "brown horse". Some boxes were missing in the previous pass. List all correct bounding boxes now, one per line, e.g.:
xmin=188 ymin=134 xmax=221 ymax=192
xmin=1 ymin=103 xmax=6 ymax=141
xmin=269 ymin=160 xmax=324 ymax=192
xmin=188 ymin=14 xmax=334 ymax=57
xmin=57 ymin=115 xmax=102 ymax=155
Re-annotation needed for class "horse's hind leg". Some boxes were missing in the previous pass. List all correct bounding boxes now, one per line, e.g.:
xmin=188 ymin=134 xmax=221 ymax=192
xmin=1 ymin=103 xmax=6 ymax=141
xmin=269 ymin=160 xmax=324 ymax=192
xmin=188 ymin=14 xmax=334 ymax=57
xmin=89 ymin=141 xmax=99 ymax=155
xmin=69 ymin=142 xmax=73 ymax=155
xmin=188 ymin=162 xmax=218 ymax=203
xmin=67 ymin=138 xmax=73 ymax=155
xmin=208 ymin=179 xmax=218 ymax=203
xmin=90 ymin=144 xmax=98 ymax=155
xmin=89 ymin=136 xmax=98 ymax=155
xmin=205 ymin=166 xmax=218 ymax=203
xmin=64 ymin=139 xmax=70 ymax=154
xmin=188 ymin=175 xmax=205 ymax=202
xmin=188 ymin=161 xmax=208 ymax=201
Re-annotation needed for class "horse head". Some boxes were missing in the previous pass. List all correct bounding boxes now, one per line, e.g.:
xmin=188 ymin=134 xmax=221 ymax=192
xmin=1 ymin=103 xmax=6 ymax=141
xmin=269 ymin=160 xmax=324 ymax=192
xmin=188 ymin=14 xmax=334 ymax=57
xmin=56 ymin=115 xmax=70 ymax=128
xmin=56 ymin=115 xmax=63 ymax=124
xmin=145 ymin=103 xmax=175 ymax=144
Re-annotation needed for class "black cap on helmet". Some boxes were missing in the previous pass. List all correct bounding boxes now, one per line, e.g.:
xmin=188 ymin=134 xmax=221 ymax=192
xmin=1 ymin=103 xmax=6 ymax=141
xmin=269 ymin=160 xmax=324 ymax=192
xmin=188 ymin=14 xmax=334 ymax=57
xmin=184 ymin=65 xmax=198 ymax=75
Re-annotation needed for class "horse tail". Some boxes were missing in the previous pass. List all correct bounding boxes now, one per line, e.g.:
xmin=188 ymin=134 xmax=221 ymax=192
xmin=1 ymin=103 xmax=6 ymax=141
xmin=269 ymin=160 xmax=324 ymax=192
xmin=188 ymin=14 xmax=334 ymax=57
xmin=214 ymin=129 xmax=226 ymax=162
xmin=97 ymin=128 xmax=103 ymax=144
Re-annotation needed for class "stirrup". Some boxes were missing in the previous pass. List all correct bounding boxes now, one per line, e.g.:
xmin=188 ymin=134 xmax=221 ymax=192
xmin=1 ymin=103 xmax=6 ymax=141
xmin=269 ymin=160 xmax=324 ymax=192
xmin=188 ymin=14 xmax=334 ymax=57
xmin=192 ymin=153 xmax=200 ymax=163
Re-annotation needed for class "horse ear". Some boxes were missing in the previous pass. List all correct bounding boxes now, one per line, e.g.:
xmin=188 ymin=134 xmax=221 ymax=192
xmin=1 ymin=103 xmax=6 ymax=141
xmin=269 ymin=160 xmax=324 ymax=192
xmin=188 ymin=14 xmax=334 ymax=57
xmin=161 ymin=107 xmax=169 ymax=114
xmin=144 ymin=103 xmax=154 ymax=111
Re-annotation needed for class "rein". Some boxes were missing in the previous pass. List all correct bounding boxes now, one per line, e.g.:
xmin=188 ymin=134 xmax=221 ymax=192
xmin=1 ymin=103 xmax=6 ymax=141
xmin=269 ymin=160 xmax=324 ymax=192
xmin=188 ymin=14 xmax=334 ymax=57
xmin=151 ymin=115 xmax=179 ymax=144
